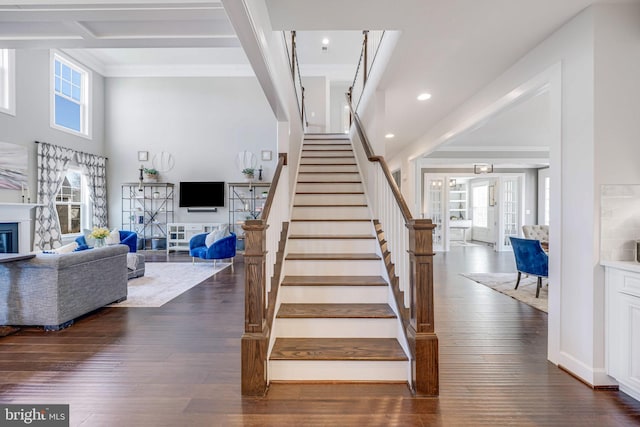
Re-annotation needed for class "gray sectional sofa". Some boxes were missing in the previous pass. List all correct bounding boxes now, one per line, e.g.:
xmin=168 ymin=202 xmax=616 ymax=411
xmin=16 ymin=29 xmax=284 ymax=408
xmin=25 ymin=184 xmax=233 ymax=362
xmin=0 ymin=245 xmax=128 ymax=330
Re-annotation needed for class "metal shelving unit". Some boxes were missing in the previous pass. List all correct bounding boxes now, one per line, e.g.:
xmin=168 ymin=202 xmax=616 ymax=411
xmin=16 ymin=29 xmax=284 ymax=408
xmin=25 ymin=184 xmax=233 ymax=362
xmin=121 ymin=182 xmax=174 ymax=250
xmin=228 ymin=182 xmax=270 ymax=250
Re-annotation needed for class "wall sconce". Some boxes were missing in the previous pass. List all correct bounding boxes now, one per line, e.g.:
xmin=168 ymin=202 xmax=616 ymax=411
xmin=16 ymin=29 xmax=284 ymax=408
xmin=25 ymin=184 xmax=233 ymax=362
xmin=474 ymin=164 xmax=493 ymax=174
xmin=449 ymin=179 xmax=456 ymax=187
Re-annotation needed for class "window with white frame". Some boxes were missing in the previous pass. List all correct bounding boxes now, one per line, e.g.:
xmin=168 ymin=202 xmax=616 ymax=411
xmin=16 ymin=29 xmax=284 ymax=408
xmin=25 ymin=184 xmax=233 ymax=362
xmin=51 ymin=52 xmax=90 ymax=137
xmin=56 ymin=168 xmax=90 ymax=235
xmin=0 ymin=49 xmax=15 ymax=116
xmin=472 ymin=185 xmax=488 ymax=228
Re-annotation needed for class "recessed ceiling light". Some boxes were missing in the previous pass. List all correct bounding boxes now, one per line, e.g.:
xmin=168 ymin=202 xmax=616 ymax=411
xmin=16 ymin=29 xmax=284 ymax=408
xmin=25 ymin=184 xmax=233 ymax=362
xmin=417 ymin=93 xmax=432 ymax=101
xmin=385 ymin=133 xmax=395 ymax=139
xmin=322 ymin=38 xmax=330 ymax=45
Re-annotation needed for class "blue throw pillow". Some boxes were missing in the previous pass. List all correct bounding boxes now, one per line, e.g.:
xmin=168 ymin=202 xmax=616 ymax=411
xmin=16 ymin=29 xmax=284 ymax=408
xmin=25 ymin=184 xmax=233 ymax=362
xmin=73 ymin=244 xmax=90 ymax=252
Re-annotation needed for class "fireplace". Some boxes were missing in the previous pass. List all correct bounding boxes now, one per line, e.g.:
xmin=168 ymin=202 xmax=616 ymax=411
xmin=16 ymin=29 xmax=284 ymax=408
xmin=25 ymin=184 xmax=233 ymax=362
xmin=0 ymin=222 xmax=19 ymax=254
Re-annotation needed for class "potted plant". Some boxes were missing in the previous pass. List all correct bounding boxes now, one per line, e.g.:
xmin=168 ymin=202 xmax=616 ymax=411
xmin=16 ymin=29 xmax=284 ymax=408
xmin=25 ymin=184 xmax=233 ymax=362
xmin=144 ymin=167 xmax=159 ymax=182
xmin=242 ymin=168 xmax=255 ymax=181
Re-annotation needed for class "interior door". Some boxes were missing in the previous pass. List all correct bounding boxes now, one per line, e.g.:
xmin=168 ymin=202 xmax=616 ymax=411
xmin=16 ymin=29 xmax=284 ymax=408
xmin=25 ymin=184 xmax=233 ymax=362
xmin=424 ymin=176 xmax=445 ymax=251
xmin=471 ymin=180 xmax=493 ymax=244
xmin=498 ymin=176 xmax=521 ymax=251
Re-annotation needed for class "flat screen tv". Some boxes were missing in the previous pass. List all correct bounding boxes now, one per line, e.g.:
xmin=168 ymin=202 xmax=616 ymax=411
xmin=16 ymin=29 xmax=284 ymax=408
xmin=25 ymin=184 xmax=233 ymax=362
xmin=179 ymin=181 xmax=225 ymax=207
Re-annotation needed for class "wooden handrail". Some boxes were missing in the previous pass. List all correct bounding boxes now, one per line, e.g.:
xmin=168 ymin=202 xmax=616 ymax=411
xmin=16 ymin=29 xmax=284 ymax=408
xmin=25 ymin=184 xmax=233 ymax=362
xmin=260 ymin=153 xmax=287 ymax=220
xmin=346 ymin=89 xmax=438 ymax=396
xmin=241 ymin=152 xmax=288 ymax=396
xmin=347 ymin=99 xmax=413 ymax=222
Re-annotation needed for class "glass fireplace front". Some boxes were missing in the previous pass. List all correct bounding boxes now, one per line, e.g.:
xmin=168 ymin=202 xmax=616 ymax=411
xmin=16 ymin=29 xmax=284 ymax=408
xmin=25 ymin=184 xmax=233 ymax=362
xmin=0 ymin=223 xmax=19 ymax=253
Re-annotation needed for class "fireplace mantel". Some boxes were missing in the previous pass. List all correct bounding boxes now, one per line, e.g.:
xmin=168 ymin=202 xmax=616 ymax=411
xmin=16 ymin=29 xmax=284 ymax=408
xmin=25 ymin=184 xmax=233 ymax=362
xmin=0 ymin=202 xmax=40 ymax=253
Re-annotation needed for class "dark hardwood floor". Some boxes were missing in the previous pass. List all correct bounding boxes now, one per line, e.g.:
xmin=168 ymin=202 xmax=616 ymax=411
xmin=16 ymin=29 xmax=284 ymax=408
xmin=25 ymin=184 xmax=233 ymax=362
xmin=1 ymin=246 xmax=640 ymax=426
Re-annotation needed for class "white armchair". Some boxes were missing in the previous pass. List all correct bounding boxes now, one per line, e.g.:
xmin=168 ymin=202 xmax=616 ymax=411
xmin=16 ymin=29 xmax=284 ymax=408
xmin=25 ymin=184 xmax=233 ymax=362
xmin=522 ymin=225 xmax=549 ymax=250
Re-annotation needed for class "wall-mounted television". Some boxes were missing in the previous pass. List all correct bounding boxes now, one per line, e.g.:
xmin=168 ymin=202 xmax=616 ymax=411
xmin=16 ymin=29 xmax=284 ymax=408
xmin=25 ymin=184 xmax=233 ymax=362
xmin=179 ymin=181 xmax=225 ymax=208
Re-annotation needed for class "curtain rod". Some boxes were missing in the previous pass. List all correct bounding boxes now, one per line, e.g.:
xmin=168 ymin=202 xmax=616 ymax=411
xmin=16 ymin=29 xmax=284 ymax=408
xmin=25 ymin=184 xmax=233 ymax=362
xmin=34 ymin=140 xmax=108 ymax=160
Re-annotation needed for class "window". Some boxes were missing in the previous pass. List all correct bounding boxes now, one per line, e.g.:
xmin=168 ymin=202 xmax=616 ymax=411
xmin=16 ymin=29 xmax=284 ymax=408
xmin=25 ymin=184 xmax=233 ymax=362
xmin=472 ymin=185 xmax=488 ymax=228
xmin=0 ymin=49 xmax=15 ymax=116
xmin=56 ymin=168 xmax=89 ymax=235
xmin=51 ymin=52 xmax=91 ymax=137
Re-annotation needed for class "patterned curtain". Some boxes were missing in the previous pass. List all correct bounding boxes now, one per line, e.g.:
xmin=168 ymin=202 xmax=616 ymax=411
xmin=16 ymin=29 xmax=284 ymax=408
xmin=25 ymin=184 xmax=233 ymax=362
xmin=77 ymin=152 xmax=108 ymax=228
xmin=33 ymin=142 xmax=74 ymax=250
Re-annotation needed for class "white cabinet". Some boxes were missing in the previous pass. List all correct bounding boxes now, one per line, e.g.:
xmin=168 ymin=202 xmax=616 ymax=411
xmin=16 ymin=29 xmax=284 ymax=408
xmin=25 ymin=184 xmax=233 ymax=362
xmin=604 ymin=262 xmax=640 ymax=402
xmin=166 ymin=223 xmax=225 ymax=254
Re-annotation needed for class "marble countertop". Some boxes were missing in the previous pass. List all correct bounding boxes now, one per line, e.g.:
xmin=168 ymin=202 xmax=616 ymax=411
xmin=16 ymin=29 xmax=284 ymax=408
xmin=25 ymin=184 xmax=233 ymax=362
xmin=601 ymin=260 xmax=640 ymax=273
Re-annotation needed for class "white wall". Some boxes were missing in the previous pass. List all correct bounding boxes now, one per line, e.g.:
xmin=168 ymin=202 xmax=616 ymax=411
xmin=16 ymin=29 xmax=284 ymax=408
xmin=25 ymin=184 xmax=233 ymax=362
xmin=385 ymin=4 xmax=640 ymax=388
xmin=0 ymin=49 xmax=105 ymax=204
xmin=105 ymin=77 xmax=277 ymax=227
xmin=329 ymin=81 xmax=350 ymax=133
xmin=302 ymin=76 xmax=328 ymax=133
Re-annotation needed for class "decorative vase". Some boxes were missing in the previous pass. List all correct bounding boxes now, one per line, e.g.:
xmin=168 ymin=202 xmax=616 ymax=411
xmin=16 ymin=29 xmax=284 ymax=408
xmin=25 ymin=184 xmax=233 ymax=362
xmin=95 ymin=238 xmax=105 ymax=248
xmin=145 ymin=173 xmax=159 ymax=183
xmin=243 ymin=173 xmax=254 ymax=182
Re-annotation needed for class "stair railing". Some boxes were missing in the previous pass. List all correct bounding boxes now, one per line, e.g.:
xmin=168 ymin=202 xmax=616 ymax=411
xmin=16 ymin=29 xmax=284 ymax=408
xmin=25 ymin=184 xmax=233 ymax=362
xmin=241 ymin=153 xmax=288 ymax=396
xmin=348 ymin=102 xmax=439 ymax=397
xmin=347 ymin=30 xmax=385 ymax=117
xmin=283 ymin=31 xmax=308 ymax=129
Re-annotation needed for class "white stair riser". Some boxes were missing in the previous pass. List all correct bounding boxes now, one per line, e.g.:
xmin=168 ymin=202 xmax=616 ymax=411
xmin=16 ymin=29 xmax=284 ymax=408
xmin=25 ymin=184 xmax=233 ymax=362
xmin=291 ymin=206 xmax=370 ymax=220
xmin=279 ymin=285 xmax=387 ymax=303
xmin=276 ymin=318 xmax=397 ymax=338
xmin=304 ymin=136 xmax=350 ymax=142
xmin=269 ymin=360 xmax=408 ymax=381
xmin=302 ymin=144 xmax=352 ymax=151
xmin=287 ymin=239 xmax=377 ymax=253
xmin=296 ymin=183 xmax=363 ymax=193
xmin=301 ymin=151 xmax=354 ymax=158
xmin=298 ymin=173 xmax=361 ymax=183
xmin=289 ymin=221 xmax=373 ymax=235
xmin=300 ymin=157 xmax=357 ymax=165
xmin=299 ymin=165 xmax=359 ymax=173
xmin=294 ymin=193 xmax=367 ymax=205
xmin=283 ymin=259 xmax=382 ymax=276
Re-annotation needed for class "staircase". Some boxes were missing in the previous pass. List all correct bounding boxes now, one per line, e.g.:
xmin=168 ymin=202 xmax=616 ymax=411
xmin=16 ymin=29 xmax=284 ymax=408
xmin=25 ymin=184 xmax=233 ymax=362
xmin=268 ymin=134 xmax=410 ymax=382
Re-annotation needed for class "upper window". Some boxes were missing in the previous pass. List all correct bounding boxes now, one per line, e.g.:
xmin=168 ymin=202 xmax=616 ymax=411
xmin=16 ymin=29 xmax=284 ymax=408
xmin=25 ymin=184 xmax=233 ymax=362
xmin=51 ymin=52 xmax=91 ymax=138
xmin=0 ymin=49 xmax=15 ymax=116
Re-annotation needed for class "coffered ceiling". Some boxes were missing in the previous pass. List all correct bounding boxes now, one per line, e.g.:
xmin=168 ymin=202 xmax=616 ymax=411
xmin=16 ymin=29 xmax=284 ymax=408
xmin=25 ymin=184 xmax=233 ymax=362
xmin=1 ymin=0 xmax=637 ymax=168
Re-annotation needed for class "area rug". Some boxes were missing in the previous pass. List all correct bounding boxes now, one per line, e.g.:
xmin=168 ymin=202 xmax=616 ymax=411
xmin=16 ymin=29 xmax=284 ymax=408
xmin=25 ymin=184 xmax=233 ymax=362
xmin=460 ymin=272 xmax=548 ymax=313
xmin=110 ymin=262 xmax=231 ymax=308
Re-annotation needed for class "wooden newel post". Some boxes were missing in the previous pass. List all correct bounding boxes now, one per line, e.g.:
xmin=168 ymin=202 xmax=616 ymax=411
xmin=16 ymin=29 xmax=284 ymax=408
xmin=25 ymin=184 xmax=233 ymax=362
xmin=406 ymin=218 xmax=439 ymax=396
xmin=241 ymin=219 xmax=269 ymax=396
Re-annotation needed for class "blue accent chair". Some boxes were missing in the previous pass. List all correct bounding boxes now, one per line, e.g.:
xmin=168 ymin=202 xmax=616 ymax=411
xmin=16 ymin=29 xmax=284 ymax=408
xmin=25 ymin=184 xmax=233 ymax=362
xmin=509 ymin=236 xmax=549 ymax=298
xmin=189 ymin=232 xmax=236 ymax=265
xmin=76 ymin=230 xmax=138 ymax=253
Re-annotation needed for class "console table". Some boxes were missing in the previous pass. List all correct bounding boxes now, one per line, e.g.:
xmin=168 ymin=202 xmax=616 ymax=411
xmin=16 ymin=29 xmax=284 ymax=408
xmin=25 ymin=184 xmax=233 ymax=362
xmin=166 ymin=223 xmax=225 ymax=254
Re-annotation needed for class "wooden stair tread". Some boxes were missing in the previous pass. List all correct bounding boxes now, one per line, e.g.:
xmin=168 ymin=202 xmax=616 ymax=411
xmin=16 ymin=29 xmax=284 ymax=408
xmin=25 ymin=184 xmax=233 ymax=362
xmin=298 ymin=180 xmax=362 ymax=184
xmin=282 ymin=275 xmax=387 ymax=286
xmin=298 ymin=171 xmax=359 ymax=174
xmin=277 ymin=303 xmax=396 ymax=318
xmin=293 ymin=204 xmax=367 ymax=207
xmin=300 ymin=156 xmax=355 ymax=159
xmin=288 ymin=234 xmax=375 ymax=239
xmin=286 ymin=253 xmax=380 ymax=260
xmin=300 ymin=163 xmax=357 ymax=166
xmin=295 ymin=191 xmax=365 ymax=195
xmin=290 ymin=218 xmax=371 ymax=222
xmin=270 ymin=338 xmax=407 ymax=361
